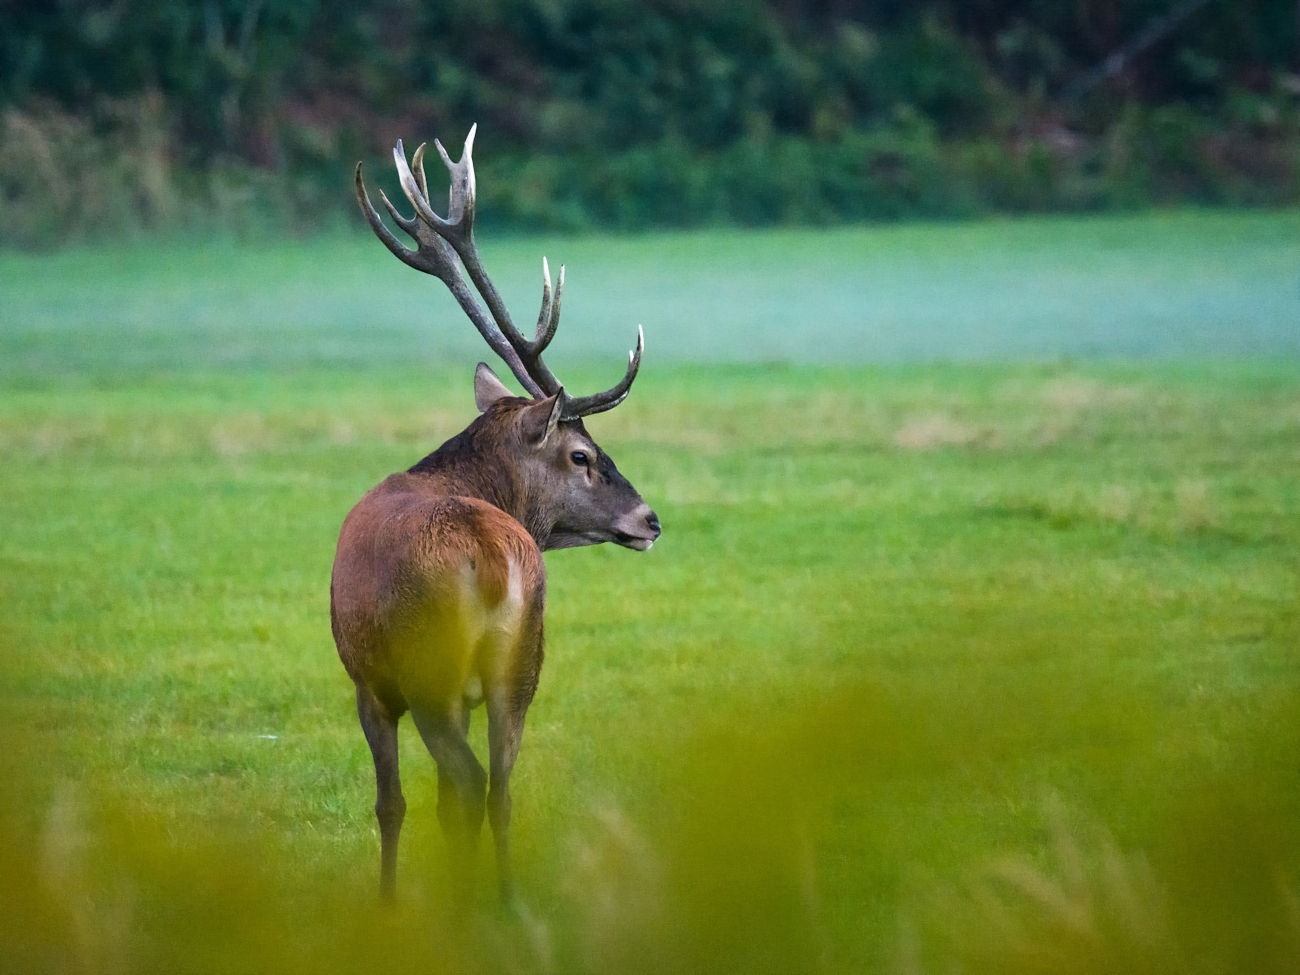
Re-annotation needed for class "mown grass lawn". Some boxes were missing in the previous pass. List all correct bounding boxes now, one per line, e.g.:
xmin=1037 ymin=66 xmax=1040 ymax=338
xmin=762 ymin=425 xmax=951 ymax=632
xmin=1 ymin=213 xmax=1298 ymax=974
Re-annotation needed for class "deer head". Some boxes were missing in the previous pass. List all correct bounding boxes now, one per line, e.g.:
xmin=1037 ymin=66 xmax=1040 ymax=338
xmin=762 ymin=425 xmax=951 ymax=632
xmin=355 ymin=125 xmax=660 ymax=552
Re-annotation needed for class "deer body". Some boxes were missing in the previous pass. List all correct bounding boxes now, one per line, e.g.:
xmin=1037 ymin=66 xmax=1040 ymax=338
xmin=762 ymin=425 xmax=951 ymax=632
xmin=336 ymin=128 xmax=658 ymax=902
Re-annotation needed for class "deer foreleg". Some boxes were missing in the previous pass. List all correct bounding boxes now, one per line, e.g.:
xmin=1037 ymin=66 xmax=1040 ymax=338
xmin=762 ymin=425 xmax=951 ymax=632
xmin=357 ymin=683 xmax=405 ymax=901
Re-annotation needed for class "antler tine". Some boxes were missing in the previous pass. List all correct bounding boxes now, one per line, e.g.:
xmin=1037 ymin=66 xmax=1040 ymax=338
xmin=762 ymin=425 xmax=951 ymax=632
xmin=355 ymin=163 xmax=435 ymax=273
xmin=533 ymin=258 xmax=562 ymax=352
xmin=503 ymin=256 xmax=563 ymax=394
xmin=378 ymin=188 xmax=419 ymax=236
xmin=393 ymin=140 xmax=440 ymax=228
xmin=560 ymin=325 xmax=644 ymax=419
xmin=431 ymin=129 xmax=474 ymax=225
xmin=356 ymin=159 xmax=545 ymax=399
xmin=535 ymin=257 xmax=553 ymax=339
xmin=411 ymin=142 xmax=430 ymax=201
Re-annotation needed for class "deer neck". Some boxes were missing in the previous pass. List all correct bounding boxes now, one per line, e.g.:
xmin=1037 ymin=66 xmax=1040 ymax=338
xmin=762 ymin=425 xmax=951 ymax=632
xmin=466 ymin=463 xmax=555 ymax=546
xmin=408 ymin=428 xmax=555 ymax=548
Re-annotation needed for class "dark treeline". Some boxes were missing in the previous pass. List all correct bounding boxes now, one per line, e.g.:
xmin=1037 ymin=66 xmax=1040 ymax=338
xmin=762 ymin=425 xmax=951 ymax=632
xmin=2 ymin=0 xmax=1298 ymax=245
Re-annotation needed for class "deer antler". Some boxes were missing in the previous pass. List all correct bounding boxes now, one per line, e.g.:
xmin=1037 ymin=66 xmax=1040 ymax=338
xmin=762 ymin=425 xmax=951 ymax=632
xmin=355 ymin=151 xmax=544 ymax=398
xmin=356 ymin=126 xmax=643 ymax=419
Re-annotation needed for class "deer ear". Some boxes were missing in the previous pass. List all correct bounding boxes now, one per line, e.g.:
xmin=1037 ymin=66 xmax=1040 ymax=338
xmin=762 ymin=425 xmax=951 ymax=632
xmin=521 ymin=389 xmax=565 ymax=444
xmin=474 ymin=362 xmax=514 ymax=412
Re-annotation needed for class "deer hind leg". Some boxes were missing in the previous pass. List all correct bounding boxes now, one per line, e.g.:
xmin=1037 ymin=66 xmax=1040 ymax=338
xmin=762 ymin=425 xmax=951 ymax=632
xmin=485 ymin=690 xmax=525 ymax=905
xmin=356 ymin=683 xmax=405 ymax=901
xmin=436 ymin=707 xmax=471 ymax=847
xmin=486 ymin=613 xmax=543 ymax=905
xmin=409 ymin=700 xmax=487 ymax=896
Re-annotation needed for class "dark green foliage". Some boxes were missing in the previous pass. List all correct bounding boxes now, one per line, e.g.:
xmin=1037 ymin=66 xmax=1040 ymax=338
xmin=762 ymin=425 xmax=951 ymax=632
xmin=1 ymin=0 xmax=1299 ymax=244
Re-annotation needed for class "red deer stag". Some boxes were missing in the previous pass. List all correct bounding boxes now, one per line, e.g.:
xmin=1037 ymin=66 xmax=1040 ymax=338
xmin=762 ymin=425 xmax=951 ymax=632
xmin=334 ymin=125 xmax=659 ymax=903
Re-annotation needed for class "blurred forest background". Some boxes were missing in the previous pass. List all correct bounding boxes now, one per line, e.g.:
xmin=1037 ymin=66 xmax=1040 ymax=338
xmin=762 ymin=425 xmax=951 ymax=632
xmin=2 ymin=0 xmax=1299 ymax=247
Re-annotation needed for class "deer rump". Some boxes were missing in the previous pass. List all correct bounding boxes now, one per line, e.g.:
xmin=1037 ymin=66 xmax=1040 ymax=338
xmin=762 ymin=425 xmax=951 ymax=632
xmin=332 ymin=478 xmax=546 ymax=721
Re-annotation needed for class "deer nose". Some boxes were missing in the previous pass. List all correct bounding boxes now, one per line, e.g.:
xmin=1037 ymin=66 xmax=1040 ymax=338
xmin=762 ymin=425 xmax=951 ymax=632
xmin=645 ymin=511 xmax=661 ymax=538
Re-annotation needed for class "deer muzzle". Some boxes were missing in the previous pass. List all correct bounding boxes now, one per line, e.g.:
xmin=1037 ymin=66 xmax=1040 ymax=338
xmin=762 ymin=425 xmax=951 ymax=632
xmin=613 ymin=503 xmax=661 ymax=551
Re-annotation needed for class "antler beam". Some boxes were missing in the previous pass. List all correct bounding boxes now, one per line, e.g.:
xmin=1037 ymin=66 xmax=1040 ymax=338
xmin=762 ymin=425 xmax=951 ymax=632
xmin=356 ymin=125 xmax=643 ymax=419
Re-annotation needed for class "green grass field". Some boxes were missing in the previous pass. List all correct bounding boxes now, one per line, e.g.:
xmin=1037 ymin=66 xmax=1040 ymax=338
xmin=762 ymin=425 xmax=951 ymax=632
xmin=2 ymin=210 xmax=1299 ymax=974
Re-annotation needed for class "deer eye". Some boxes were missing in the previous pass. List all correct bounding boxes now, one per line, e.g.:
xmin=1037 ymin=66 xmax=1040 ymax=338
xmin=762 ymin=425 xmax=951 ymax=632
xmin=570 ymin=450 xmax=589 ymax=466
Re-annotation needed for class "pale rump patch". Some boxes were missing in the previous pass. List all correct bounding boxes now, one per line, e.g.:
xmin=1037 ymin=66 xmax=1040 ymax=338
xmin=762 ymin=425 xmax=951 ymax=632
xmin=455 ymin=556 xmax=525 ymax=708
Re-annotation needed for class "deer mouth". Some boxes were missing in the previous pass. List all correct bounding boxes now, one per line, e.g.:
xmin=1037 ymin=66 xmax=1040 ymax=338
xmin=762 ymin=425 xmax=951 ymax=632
xmin=614 ymin=530 xmax=655 ymax=551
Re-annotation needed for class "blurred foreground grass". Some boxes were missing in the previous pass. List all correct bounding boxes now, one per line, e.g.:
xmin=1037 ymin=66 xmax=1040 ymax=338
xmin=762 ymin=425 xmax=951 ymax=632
xmin=2 ymin=360 xmax=1298 ymax=973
